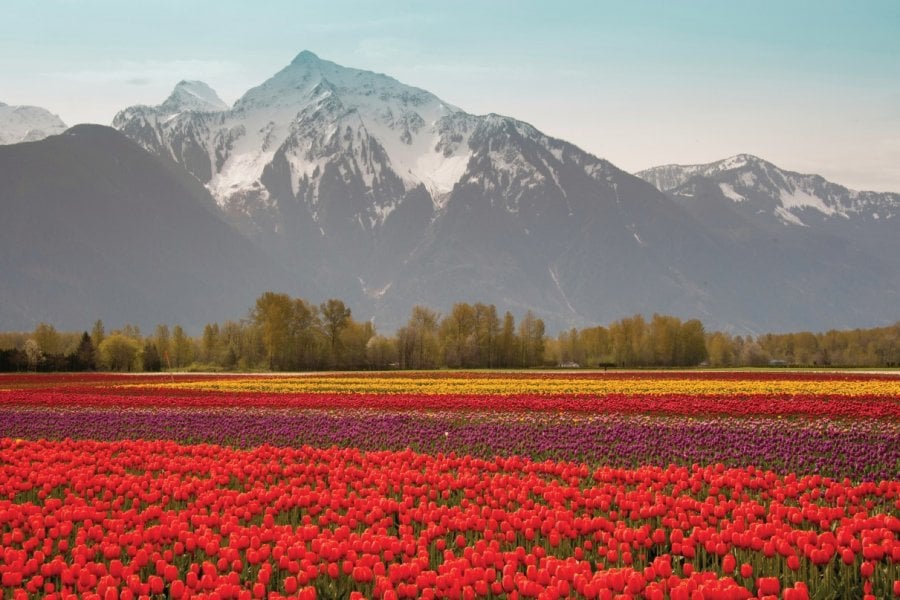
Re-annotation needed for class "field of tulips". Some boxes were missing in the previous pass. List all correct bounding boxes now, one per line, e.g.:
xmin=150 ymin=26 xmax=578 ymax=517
xmin=1 ymin=370 xmax=898 ymax=598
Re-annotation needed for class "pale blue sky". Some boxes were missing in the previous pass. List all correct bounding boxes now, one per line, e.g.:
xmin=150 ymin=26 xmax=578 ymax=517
xmin=3 ymin=0 xmax=899 ymax=190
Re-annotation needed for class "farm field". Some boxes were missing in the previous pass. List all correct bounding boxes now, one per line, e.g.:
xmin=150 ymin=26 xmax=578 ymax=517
xmin=1 ymin=371 xmax=898 ymax=599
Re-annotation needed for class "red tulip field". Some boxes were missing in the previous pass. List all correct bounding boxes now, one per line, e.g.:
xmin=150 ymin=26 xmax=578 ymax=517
xmin=1 ymin=371 xmax=898 ymax=599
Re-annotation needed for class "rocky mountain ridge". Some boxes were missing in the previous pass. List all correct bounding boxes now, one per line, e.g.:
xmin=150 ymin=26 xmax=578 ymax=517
xmin=0 ymin=101 xmax=67 ymax=145
xmin=637 ymin=154 xmax=898 ymax=227
xmin=91 ymin=52 xmax=900 ymax=333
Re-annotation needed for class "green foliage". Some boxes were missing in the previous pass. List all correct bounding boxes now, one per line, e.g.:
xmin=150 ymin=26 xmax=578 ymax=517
xmin=171 ymin=325 xmax=194 ymax=368
xmin=498 ymin=311 xmax=517 ymax=367
xmin=440 ymin=303 xmax=477 ymax=368
xmin=97 ymin=334 xmax=141 ymax=371
xmin=398 ymin=306 xmax=440 ymax=369
xmin=518 ymin=310 xmax=546 ymax=367
xmin=366 ymin=335 xmax=398 ymax=369
xmin=141 ymin=341 xmax=162 ymax=372
xmin=201 ymin=323 xmax=220 ymax=364
xmin=71 ymin=332 xmax=96 ymax=370
xmin=33 ymin=322 xmax=62 ymax=355
xmin=253 ymin=291 xmax=295 ymax=370
xmin=320 ymin=298 xmax=352 ymax=368
xmin=1 ymin=293 xmax=896 ymax=371
xmin=549 ymin=314 xmax=707 ymax=367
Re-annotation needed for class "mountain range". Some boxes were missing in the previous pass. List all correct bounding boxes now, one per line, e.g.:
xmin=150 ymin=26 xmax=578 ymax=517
xmin=0 ymin=102 xmax=67 ymax=145
xmin=1 ymin=51 xmax=898 ymax=334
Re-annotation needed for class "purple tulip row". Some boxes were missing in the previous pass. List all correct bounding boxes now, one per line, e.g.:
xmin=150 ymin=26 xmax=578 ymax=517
xmin=2 ymin=407 xmax=897 ymax=481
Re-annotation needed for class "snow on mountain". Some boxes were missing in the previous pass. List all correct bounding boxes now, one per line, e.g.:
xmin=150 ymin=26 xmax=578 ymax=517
xmin=231 ymin=50 xmax=467 ymax=197
xmin=113 ymin=81 xmax=233 ymax=187
xmin=109 ymin=52 xmax=900 ymax=333
xmin=114 ymin=51 xmax=627 ymax=231
xmin=637 ymin=154 xmax=759 ymax=192
xmin=637 ymin=154 xmax=899 ymax=226
xmin=111 ymin=51 xmax=701 ymax=329
xmin=114 ymin=51 xmax=482 ymax=235
xmin=0 ymin=102 xmax=67 ymax=145
xmin=160 ymin=80 xmax=229 ymax=113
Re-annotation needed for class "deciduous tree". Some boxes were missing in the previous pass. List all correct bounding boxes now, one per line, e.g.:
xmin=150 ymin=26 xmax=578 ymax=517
xmin=98 ymin=334 xmax=140 ymax=372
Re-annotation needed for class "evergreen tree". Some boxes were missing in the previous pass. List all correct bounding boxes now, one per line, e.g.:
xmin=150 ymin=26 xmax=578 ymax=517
xmin=142 ymin=341 xmax=162 ymax=372
xmin=69 ymin=332 xmax=96 ymax=371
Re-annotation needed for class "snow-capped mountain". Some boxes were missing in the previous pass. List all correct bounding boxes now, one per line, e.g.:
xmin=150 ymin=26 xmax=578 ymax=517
xmin=636 ymin=155 xmax=900 ymax=332
xmin=637 ymin=154 xmax=899 ymax=227
xmin=160 ymin=80 xmax=229 ymax=113
xmin=111 ymin=52 xmax=638 ymax=320
xmin=114 ymin=52 xmax=480 ymax=239
xmin=109 ymin=52 xmax=900 ymax=333
xmin=0 ymin=101 xmax=67 ymax=145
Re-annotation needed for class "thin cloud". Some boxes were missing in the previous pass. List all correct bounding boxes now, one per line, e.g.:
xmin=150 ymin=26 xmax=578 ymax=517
xmin=42 ymin=59 xmax=241 ymax=85
xmin=354 ymin=38 xmax=422 ymax=62
xmin=302 ymin=14 xmax=436 ymax=34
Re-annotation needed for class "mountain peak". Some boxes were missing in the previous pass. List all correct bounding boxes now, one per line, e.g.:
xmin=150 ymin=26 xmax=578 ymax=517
xmin=160 ymin=80 xmax=228 ymax=113
xmin=636 ymin=154 xmax=774 ymax=193
xmin=77 ymin=52 xmax=900 ymax=334
xmin=720 ymin=153 xmax=758 ymax=167
xmin=291 ymin=50 xmax=321 ymax=65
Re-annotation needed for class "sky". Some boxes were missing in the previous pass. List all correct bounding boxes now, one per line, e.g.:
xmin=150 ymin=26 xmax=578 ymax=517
xmin=3 ymin=0 xmax=899 ymax=191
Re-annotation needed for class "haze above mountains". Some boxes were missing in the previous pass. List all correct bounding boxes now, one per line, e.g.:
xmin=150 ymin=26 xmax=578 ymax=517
xmin=2 ymin=51 xmax=898 ymax=334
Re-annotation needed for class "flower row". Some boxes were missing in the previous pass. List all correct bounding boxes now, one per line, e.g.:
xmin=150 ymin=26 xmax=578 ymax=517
xmin=4 ymin=370 xmax=899 ymax=396
xmin=131 ymin=374 xmax=900 ymax=398
xmin=3 ymin=408 xmax=898 ymax=482
xmin=3 ymin=389 xmax=898 ymax=420
xmin=1 ymin=439 xmax=898 ymax=599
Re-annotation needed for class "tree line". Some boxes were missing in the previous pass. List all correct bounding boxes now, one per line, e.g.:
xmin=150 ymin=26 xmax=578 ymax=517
xmin=549 ymin=316 xmax=899 ymax=368
xmin=0 ymin=293 xmax=545 ymax=372
xmin=0 ymin=292 xmax=897 ymax=371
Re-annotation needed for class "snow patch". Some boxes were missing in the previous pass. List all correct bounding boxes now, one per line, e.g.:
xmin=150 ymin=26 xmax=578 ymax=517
xmin=208 ymin=146 xmax=278 ymax=202
xmin=738 ymin=172 xmax=756 ymax=187
xmin=549 ymin=266 xmax=577 ymax=315
xmin=373 ymin=200 xmax=397 ymax=224
xmin=358 ymin=277 xmax=392 ymax=299
xmin=718 ymin=182 xmax=745 ymax=202
xmin=719 ymin=155 xmax=752 ymax=170
xmin=779 ymin=185 xmax=836 ymax=215
xmin=774 ymin=206 xmax=807 ymax=226
xmin=414 ymin=145 xmax=471 ymax=198
xmin=548 ymin=145 xmax=564 ymax=162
